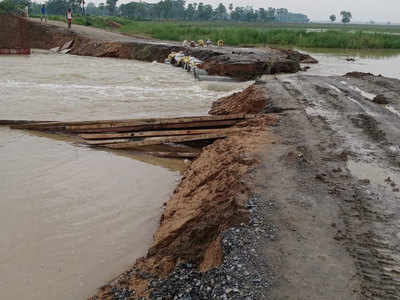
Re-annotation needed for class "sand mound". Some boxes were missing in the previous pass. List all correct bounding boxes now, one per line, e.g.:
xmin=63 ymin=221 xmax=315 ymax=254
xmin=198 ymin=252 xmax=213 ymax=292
xmin=209 ymin=84 xmax=268 ymax=115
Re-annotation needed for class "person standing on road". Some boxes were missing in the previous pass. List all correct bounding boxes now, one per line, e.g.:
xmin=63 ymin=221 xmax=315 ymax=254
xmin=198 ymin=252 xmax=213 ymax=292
xmin=40 ymin=4 xmax=47 ymax=23
xmin=66 ymin=8 xmax=72 ymax=29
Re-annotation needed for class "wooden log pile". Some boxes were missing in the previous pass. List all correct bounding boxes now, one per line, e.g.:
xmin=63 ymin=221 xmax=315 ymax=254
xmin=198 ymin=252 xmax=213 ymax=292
xmin=2 ymin=114 xmax=254 ymax=158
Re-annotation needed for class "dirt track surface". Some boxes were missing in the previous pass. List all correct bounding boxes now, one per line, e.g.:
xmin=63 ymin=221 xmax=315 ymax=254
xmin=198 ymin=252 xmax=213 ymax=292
xmin=254 ymin=73 xmax=400 ymax=299
xmin=29 ymin=18 xmax=149 ymax=43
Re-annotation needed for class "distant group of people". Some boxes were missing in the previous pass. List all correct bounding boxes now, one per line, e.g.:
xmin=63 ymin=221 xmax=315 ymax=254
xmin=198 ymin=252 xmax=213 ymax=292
xmin=182 ymin=39 xmax=224 ymax=48
xmin=40 ymin=4 xmax=73 ymax=29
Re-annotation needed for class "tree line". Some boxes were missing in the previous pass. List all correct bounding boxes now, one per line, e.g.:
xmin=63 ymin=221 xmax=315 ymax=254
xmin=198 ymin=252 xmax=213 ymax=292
xmin=27 ymin=0 xmax=309 ymax=23
xmin=329 ymin=11 xmax=352 ymax=23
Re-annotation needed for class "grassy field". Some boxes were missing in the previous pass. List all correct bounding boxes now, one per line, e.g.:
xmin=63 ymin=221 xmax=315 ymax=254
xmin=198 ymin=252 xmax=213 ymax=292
xmin=35 ymin=15 xmax=400 ymax=49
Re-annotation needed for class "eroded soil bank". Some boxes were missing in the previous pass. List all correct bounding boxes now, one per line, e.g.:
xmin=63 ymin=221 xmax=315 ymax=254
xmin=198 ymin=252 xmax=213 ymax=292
xmin=20 ymin=17 xmax=317 ymax=80
xmin=92 ymin=72 xmax=400 ymax=299
xmin=91 ymin=112 xmax=275 ymax=299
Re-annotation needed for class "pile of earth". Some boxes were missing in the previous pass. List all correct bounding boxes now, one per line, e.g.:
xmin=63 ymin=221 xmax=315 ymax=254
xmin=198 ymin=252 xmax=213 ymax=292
xmin=91 ymin=84 xmax=274 ymax=299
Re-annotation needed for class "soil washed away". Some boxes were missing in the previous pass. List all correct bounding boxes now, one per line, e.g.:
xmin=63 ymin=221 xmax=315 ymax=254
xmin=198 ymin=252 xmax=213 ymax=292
xmin=0 ymin=52 xmax=249 ymax=300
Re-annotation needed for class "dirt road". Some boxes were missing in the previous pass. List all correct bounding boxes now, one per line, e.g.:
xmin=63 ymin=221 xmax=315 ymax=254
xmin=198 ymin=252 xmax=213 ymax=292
xmin=29 ymin=18 xmax=145 ymax=43
xmin=252 ymin=73 xmax=400 ymax=299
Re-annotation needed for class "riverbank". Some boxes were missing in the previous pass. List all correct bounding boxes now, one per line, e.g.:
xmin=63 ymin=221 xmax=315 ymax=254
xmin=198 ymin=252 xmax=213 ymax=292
xmin=91 ymin=71 xmax=400 ymax=299
xmin=21 ymin=16 xmax=317 ymax=79
xmin=91 ymin=86 xmax=275 ymax=299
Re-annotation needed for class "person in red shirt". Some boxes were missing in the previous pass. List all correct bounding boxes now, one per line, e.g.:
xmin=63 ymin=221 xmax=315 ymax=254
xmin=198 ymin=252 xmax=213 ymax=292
xmin=66 ymin=8 xmax=72 ymax=29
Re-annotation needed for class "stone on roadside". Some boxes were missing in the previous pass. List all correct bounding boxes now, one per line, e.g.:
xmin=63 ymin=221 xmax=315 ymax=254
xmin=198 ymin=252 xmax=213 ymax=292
xmin=373 ymin=94 xmax=389 ymax=104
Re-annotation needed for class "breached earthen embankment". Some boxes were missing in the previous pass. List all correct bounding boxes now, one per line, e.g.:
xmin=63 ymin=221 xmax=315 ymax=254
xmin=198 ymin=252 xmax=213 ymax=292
xmin=24 ymin=17 xmax=317 ymax=80
xmin=0 ymin=15 xmax=30 ymax=53
xmin=90 ymin=85 xmax=275 ymax=299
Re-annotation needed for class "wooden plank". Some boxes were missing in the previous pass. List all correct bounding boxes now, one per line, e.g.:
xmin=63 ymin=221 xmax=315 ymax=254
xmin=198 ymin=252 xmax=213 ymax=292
xmin=133 ymin=127 xmax=245 ymax=137
xmin=11 ymin=122 xmax=65 ymax=130
xmin=69 ymin=120 xmax=240 ymax=133
xmin=60 ymin=40 xmax=74 ymax=51
xmin=80 ymin=132 xmax=133 ymax=139
xmin=85 ymin=138 xmax=131 ymax=145
xmin=145 ymin=152 xmax=199 ymax=159
xmin=66 ymin=114 xmax=246 ymax=131
xmin=10 ymin=114 xmax=255 ymax=131
xmin=11 ymin=119 xmax=143 ymax=130
xmin=0 ymin=120 xmax=55 ymax=126
xmin=100 ymin=133 xmax=227 ymax=149
xmin=80 ymin=127 xmax=246 ymax=140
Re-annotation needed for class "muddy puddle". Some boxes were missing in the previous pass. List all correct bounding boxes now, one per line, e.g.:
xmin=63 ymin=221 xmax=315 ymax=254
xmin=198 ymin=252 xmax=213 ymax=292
xmin=0 ymin=51 xmax=250 ymax=299
xmin=300 ymin=48 xmax=400 ymax=79
xmin=347 ymin=160 xmax=400 ymax=187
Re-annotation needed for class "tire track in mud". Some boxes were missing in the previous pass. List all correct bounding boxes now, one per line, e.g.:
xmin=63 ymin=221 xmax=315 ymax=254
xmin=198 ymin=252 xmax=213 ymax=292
xmin=267 ymin=74 xmax=400 ymax=299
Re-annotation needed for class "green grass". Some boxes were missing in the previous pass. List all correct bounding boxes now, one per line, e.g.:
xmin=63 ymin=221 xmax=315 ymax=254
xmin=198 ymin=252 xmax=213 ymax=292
xmin=32 ymin=15 xmax=400 ymax=49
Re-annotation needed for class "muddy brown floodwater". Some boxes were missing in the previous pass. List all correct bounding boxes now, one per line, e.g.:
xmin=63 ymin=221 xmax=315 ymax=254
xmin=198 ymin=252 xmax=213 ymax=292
xmin=301 ymin=48 xmax=400 ymax=78
xmin=0 ymin=51 xmax=250 ymax=300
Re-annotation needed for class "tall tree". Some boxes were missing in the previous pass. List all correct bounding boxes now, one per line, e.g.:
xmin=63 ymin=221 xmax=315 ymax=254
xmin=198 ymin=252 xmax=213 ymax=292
xmin=185 ymin=3 xmax=195 ymax=20
xmin=171 ymin=0 xmax=185 ymax=20
xmin=86 ymin=2 xmax=99 ymax=15
xmin=46 ymin=0 xmax=68 ymax=15
xmin=68 ymin=0 xmax=79 ymax=13
xmin=267 ymin=7 xmax=276 ymax=21
xmin=340 ymin=11 xmax=352 ymax=23
xmin=258 ymin=8 xmax=267 ymax=22
xmin=98 ymin=2 xmax=105 ymax=15
xmin=214 ymin=3 xmax=226 ymax=20
xmin=276 ymin=8 xmax=288 ymax=22
xmin=106 ymin=0 xmax=118 ymax=15
xmin=329 ymin=14 xmax=336 ymax=22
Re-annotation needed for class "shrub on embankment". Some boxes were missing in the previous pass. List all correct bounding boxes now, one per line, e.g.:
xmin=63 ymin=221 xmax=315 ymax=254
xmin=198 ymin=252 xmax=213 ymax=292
xmin=0 ymin=0 xmax=25 ymax=15
xmin=33 ymin=15 xmax=400 ymax=49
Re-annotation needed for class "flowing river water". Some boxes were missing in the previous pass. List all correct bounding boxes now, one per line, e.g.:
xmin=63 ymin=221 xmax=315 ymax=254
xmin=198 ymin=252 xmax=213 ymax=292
xmin=2 ymin=48 xmax=400 ymax=300
xmin=0 ymin=51 xmax=249 ymax=300
xmin=300 ymin=48 xmax=400 ymax=78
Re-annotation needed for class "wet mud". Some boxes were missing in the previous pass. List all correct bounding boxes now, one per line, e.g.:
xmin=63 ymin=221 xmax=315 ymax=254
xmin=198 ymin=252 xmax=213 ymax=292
xmin=253 ymin=73 xmax=400 ymax=299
